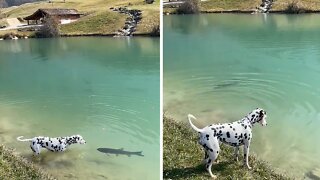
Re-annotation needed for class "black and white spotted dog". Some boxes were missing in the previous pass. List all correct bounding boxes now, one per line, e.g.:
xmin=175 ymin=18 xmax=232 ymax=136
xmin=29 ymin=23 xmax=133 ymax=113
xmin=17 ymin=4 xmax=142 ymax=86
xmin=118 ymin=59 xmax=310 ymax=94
xmin=188 ymin=108 xmax=267 ymax=178
xmin=17 ymin=135 xmax=86 ymax=155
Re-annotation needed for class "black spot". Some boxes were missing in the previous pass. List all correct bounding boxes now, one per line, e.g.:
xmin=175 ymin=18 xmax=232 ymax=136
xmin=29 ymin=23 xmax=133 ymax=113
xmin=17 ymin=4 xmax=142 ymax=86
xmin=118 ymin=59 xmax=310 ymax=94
xmin=46 ymin=142 xmax=48 ymax=146
xmin=230 ymin=126 xmax=232 ymax=128
xmin=216 ymin=151 xmax=219 ymax=154
xmin=245 ymin=125 xmax=247 ymax=129
xmin=226 ymin=132 xmax=230 ymax=138
xmin=233 ymin=128 xmax=236 ymax=131
xmin=208 ymin=159 xmax=212 ymax=163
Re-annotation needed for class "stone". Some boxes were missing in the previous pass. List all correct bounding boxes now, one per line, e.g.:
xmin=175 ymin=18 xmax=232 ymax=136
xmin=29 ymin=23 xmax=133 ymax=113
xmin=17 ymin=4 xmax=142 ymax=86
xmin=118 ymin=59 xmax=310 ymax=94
xmin=145 ymin=0 xmax=154 ymax=4
xmin=306 ymin=168 xmax=320 ymax=180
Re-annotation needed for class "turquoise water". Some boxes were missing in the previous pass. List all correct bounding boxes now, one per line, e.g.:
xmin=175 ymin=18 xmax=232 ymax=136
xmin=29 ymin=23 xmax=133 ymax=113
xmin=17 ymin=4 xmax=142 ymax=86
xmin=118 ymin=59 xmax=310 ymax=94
xmin=0 ymin=37 xmax=159 ymax=179
xmin=164 ymin=14 xmax=320 ymax=178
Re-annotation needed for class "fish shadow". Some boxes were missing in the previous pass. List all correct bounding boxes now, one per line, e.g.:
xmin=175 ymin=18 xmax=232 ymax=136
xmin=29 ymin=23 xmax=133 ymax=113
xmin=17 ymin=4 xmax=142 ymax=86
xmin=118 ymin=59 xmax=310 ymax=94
xmin=97 ymin=147 xmax=144 ymax=157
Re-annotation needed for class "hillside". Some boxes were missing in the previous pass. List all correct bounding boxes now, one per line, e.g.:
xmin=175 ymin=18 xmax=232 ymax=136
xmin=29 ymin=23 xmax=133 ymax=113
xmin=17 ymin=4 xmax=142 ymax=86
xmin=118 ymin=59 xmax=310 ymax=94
xmin=0 ymin=0 xmax=45 ymax=8
xmin=0 ymin=0 xmax=159 ymax=36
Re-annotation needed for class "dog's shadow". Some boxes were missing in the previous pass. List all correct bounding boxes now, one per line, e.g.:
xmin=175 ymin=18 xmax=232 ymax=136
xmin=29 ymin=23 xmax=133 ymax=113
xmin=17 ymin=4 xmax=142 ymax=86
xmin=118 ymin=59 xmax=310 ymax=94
xmin=164 ymin=161 xmax=231 ymax=179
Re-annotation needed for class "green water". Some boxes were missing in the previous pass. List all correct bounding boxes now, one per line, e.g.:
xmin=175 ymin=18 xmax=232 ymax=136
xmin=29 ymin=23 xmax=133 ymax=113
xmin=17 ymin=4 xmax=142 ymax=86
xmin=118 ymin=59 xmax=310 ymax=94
xmin=0 ymin=37 xmax=159 ymax=179
xmin=164 ymin=14 xmax=320 ymax=178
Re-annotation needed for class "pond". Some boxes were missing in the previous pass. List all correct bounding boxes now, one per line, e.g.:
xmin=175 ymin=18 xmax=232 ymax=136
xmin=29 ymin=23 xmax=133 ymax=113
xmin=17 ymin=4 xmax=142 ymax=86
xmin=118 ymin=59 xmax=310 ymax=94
xmin=164 ymin=14 xmax=320 ymax=178
xmin=0 ymin=37 xmax=160 ymax=179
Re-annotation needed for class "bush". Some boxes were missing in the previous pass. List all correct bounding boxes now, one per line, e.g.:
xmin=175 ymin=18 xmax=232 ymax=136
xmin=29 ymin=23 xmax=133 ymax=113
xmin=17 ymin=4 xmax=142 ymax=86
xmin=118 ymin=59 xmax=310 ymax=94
xmin=176 ymin=0 xmax=199 ymax=14
xmin=35 ymin=17 xmax=60 ymax=38
xmin=150 ymin=24 xmax=160 ymax=36
xmin=285 ymin=1 xmax=306 ymax=14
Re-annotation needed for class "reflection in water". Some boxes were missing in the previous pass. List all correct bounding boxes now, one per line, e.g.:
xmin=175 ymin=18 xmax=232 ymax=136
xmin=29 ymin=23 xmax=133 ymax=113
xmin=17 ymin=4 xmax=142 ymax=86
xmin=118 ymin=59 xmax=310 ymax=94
xmin=0 ymin=37 xmax=160 ymax=180
xmin=164 ymin=14 xmax=320 ymax=178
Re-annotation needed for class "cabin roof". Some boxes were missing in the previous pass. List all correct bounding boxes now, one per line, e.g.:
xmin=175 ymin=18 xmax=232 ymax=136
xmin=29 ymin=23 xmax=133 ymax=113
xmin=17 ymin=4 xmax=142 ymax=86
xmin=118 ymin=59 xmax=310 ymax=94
xmin=24 ymin=8 xmax=81 ymax=20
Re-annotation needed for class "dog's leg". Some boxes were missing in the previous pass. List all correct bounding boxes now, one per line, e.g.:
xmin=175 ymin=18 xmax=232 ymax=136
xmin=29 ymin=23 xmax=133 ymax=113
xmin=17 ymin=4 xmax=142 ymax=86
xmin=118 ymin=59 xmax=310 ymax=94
xmin=205 ymin=137 xmax=220 ymax=179
xmin=243 ymin=143 xmax=251 ymax=169
xmin=202 ymin=151 xmax=209 ymax=164
xmin=34 ymin=144 xmax=41 ymax=155
xmin=234 ymin=147 xmax=239 ymax=162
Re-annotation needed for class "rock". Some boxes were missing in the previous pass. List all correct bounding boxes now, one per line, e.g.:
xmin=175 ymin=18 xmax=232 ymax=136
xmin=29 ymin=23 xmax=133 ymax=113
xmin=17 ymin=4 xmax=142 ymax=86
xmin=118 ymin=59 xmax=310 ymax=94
xmin=113 ymin=7 xmax=143 ymax=37
xmin=145 ymin=0 xmax=154 ymax=4
xmin=306 ymin=168 xmax=320 ymax=180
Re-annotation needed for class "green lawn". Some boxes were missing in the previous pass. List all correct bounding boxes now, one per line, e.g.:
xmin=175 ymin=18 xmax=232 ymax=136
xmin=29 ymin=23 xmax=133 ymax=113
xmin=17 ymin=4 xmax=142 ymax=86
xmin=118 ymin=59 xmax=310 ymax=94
xmin=0 ymin=145 xmax=54 ymax=180
xmin=163 ymin=116 xmax=291 ymax=180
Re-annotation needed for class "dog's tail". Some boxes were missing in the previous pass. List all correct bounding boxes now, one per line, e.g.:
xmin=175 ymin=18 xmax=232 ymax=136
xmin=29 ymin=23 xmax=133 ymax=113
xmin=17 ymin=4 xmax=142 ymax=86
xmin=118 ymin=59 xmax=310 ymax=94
xmin=16 ymin=136 xmax=32 ymax=142
xmin=188 ymin=114 xmax=204 ymax=133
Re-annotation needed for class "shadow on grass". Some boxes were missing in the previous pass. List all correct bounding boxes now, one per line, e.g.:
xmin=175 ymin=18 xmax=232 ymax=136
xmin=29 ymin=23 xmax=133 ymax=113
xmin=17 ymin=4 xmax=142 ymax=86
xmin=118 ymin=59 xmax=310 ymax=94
xmin=164 ymin=161 xmax=233 ymax=179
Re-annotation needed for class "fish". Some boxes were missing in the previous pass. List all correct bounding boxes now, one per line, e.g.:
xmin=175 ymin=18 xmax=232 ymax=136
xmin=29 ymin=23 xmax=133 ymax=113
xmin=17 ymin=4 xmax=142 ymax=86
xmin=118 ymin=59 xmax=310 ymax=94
xmin=97 ymin=148 xmax=144 ymax=157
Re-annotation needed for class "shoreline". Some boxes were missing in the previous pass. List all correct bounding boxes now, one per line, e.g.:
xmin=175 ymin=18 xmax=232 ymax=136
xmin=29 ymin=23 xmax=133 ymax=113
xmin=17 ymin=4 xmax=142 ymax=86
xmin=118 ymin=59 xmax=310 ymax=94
xmin=164 ymin=9 xmax=320 ymax=15
xmin=0 ymin=32 xmax=160 ymax=40
xmin=0 ymin=144 xmax=54 ymax=180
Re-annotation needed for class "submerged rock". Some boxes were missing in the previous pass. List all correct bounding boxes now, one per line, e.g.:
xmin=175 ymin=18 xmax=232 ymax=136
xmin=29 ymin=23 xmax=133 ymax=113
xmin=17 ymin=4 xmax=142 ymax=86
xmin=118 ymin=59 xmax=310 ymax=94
xmin=306 ymin=168 xmax=320 ymax=180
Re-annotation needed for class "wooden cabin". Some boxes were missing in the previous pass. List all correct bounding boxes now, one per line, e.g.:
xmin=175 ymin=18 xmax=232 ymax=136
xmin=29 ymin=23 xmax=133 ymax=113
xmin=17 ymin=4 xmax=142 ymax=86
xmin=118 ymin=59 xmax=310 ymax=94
xmin=24 ymin=9 xmax=81 ymax=25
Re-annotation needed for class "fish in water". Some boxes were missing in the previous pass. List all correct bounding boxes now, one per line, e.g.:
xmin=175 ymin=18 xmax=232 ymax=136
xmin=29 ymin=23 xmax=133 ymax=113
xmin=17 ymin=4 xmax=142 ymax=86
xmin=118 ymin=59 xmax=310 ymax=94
xmin=97 ymin=148 xmax=144 ymax=157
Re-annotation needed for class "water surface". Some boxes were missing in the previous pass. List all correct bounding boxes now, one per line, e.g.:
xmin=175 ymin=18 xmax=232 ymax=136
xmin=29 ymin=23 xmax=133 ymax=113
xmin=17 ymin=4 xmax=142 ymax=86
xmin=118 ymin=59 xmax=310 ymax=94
xmin=0 ymin=37 xmax=160 ymax=179
xmin=164 ymin=14 xmax=320 ymax=178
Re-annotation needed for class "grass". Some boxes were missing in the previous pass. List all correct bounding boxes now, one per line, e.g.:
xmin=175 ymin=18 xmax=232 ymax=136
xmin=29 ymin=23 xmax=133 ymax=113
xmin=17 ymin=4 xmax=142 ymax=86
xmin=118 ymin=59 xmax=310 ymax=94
xmin=164 ymin=0 xmax=320 ymax=13
xmin=163 ymin=116 xmax=291 ymax=180
xmin=0 ymin=144 xmax=54 ymax=180
xmin=60 ymin=11 xmax=126 ymax=36
xmin=0 ymin=0 xmax=159 ymax=36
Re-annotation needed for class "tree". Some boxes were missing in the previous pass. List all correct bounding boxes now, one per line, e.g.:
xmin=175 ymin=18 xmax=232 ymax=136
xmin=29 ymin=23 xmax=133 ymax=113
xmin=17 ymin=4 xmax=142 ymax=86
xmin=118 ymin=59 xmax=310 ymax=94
xmin=176 ymin=0 xmax=199 ymax=14
xmin=36 ymin=16 xmax=60 ymax=38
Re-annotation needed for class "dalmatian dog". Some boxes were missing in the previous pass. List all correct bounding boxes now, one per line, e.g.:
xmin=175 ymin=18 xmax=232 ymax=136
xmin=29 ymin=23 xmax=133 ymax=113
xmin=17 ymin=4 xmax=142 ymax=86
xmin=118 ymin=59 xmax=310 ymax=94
xmin=17 ymin=135 xmax=86 ymax=155
xmin=188 ymin=108 xmax=267 ymax=178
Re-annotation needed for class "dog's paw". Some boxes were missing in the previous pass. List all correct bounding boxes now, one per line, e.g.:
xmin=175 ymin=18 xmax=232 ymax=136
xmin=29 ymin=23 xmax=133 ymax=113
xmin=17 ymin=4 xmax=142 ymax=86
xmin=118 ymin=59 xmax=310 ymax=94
xmin=211 ymin=175 xmax=217 ymax=179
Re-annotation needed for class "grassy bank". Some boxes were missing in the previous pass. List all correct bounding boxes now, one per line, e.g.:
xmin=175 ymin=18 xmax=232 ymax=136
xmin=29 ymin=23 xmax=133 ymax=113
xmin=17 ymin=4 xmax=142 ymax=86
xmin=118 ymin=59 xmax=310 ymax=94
xmin=163 ymin=116 xmax=290 ymax=180
xmin=0 ymin=0 xmax=159 ymax=37
xmin=0 ymin=145 xmax=54 ymax=180
xmin=164 ymin=0 xmax=320 ymax=14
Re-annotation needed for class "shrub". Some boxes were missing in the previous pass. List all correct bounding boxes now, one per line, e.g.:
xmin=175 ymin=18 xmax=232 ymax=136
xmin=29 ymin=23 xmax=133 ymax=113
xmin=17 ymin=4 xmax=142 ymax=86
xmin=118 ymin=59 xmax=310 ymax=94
xmin=150 ymin=24 xmax=160 ymax=36
xmin=176 ymin=0 xmax=199 ymax=14
xmin=35 ymin=17 xmax=60 ymax=38
xmin=285 ymin=1 xmax=306 ymax=14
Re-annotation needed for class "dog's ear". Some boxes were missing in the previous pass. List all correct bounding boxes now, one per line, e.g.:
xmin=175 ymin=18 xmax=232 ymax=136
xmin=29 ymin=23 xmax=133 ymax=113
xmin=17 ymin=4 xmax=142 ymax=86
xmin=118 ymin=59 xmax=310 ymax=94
xmin=259 ymin=110 xmax=264 ymax=117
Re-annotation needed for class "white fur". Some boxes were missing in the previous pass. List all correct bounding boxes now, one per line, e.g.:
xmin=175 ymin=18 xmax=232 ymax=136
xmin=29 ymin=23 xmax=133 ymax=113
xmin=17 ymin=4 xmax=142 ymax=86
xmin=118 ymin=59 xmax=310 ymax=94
xmin=17 ymin=135 xmax=86 ymax=155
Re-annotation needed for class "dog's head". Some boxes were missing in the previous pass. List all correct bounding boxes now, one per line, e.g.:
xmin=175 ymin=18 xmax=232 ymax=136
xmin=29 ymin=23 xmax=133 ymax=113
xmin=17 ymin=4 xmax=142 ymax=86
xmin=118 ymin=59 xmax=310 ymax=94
xmin=249 ymin=108 xmax=267 ymax=126
xmin=69 ymin=135 xmax=86 ymax=144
